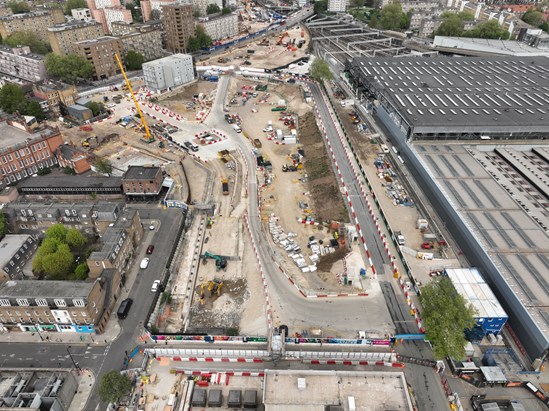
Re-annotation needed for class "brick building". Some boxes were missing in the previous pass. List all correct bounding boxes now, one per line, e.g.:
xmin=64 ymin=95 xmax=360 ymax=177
xmin=0 ymin=119 xmax=62 ymax=189
xmin=87 ymin=0 xmax=133 ymax=33
xmin=32 ymin=82 xmax=79 ymax=116
xmin=55 ymin=144 xmax=92 ymax=174
xmin=122 ymin=165 xmax=164 ymax=197
xmin=0 ymin=46 xmax=46 ymax=83
xmin=75 ymin=36 xmax=123 ymax=79
xmin=0 ymin=279 xmax=106 ymax=333
xmin=0 ymin=10 xmax=65 ymax=42
xmin=48 ymin=21 xmax=105 ymax=56
xmin=162 ymin=3 xmax=194 ymax=53
xmin=118 ymin=30 xmax=164 ymax=61
xmin=141 ymin=0 xmax=175 ymax=22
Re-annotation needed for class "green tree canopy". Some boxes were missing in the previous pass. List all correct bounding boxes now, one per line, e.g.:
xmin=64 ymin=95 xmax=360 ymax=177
xmin=74 ymin=262 xmax=89 ymax=280
xmin=45 ymin=53 xmax=94 ymax=83
xmin=125 ymin=50 xmax=144 ymax=70
xmin=7 ymin=1 xmax=30 ymax=14
xmin=0 ymin=213 xmax=7 ymax=239
xmin=379 ymin=2 xmax=408 ymax=30
xmin=41 ymin=243 xmax=73 ymax=279
xmin=86 ymin=101 xmax=104 ymax=117
xmin=314 ymin=0 xmax=327 ymax=13
xmin=45 ymin=224 xmax=69 ymax=242
xmin=464 ymin=19 xmax=509 ymax=40
xmin=436 ymin=11 xmax=475 ymax=37
xmin=206 ymin=3 xmax=220 ymax=14
xmin=419 ymin=276 xmax=476 ymax=359
xmin=187 ymin=36 xmax=200 ymax=52
xmin=522 ymin=9 xmax=544 ymax=27
xmin=196 ymin=25 xmax=212 ymax=48
xmin=4 ymin=31 xmax=51 ymax=54
xmin=22 ymin=100 xmax=47 ymax=120
xmin=66 ymin=228 xmax=87 ymax=249
xmin=350 ymin=0 xmax=365 ymax=8
xmin=99 ymin=371 xmax=132 ymax=404
xmin=309 ymin=57 xmax=334 ymax=82
xmin=221 ymin=6 xmax=231 ymax=14
xmin=94 ymin=157 xmax=113 ymax=176
xmin=0 ymin=84 xmax=25 ymax=114
xmin=64 ymin=0 xmax=87 ymax=15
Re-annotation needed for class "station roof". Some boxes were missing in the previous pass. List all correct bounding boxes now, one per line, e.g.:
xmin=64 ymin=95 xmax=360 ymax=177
xmin=351 ymin=56 xmax=549 ymax=134
xmin=415 ymin=143 xmax=549 ymax=339
xmin=0 ymin=280 xmax=93 ymax=298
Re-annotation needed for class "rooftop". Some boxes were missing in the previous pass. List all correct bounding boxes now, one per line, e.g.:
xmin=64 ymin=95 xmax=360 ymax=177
xmin=433 ymin=36 xmax=549 ymax=57
xmin=17 ymin=175 xmax=122 ymax=190
xmin=415 ymin=143 xmax=549 ymax=340
xmin=47 ymin=20 xmax=101 ymax=32
xmin=350 ymin=56 xmax=549 ymax=134
xmin=0 ymin=280 xmax=94 ymax=298
xmin=0 ymin=235 xmax=32 ymax=264
xmin=263 ymin=370 xmax=413 ymax=410
xmin=446 ymin=268 xmax=508 ymax=319
xmin=74 ymin=36 xmax=120 ymax=46
xmin=0 ymin=45 xmax=44 ymax=61
xmin=57 ymin=144 xmax=88 ymax=162
xmin=0 ymin=122 xmax=58 ymax=152
xmin=123 ymin=165 xmax=161 ymax=180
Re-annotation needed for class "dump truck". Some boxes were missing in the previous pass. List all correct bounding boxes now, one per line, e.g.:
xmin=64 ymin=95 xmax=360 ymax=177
xmin=222 ymin=178 xmax=229 ymax=195
xmin=253 ymin=139 xmax=262 ymax=148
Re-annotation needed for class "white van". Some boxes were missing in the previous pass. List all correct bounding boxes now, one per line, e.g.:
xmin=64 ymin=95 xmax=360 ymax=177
xmin=233 ymin=124 xmax=242 ymax=133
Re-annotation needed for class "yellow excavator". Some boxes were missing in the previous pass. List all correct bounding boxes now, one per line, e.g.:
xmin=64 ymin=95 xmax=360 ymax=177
xmin=114 ymin=54 xmax=155 ymax=143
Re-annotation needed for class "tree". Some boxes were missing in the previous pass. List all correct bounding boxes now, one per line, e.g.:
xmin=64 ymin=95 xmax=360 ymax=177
xmin=4 ymin=31 xmax=51 ymax=54
xmin=350 ymin=0 xmax=365 ymax=8
xmin=66 ymin=228 xmax=87 ymax=249
xmin=522 ymin=9 xmax=544 ymax=28
xmin=99 ymin=371 xmax=132 ymax=404
xmin=206 ymin=3 xmax=220 ymax=14
xmin=435 ymin=11 xmax=475 ymax=37
xmin=94 ymin=157 xmax=113 ymax=176
xmin=86 ymin=101 xmax=104 ymax=117
xmin=151 ymin=9 xmax=161 ymax=20
xmin=8 ymin=1 xmax=30 ymax=14
xmin=187 ymin=36 xmax=200 ymax=52
xmin=64 ymin=0 xmax=87 ymax=15
xmin=46 ymin=224 xmax=68 ymax=242
xmin=540 ymin=21 xmax=549 ymax=33
xmin=195 ymin=25 xmax=212 ymax=48
xmin=221 ymin=6 xmax=231 ymax=14
xmin=465 ymin=19 xmax=509 ymax=40
xmin=45 ymin=53 xmax=94 ymax=83
xmin=125 ymin=0 xmax=143 ymax=22
xmin=125 ymin=50 xmax=144 ymax=70
xmin=379 ymin=2 xmax=406 ymax=30
xmin=419 ymin=276 xmax=476 ymax=360
xmin=22 ymin=100 xmax=46 ymax=120
xmin=73 ymin=262 xmax=89 ymax=280
xmin=41 ymin=243 xmax=73 ymax=279
xmin=0 ymin=84 xmax=25 ymax=113
xmin=0 ymin=213 xmax=7 ymax=239
xmin=314 ymin=0 xmax=327 ymax=13
xmin=310 ymin=58 xmax=333 ymax=82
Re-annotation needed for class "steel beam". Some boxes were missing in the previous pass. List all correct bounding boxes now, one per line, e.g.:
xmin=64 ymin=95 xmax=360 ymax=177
xmin=347 ymin=37 xmax=392 ymax=50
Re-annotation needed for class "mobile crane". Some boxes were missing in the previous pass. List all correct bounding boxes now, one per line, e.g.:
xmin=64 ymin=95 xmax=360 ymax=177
xmin=114 ymin=53 xmax=155 ymax=143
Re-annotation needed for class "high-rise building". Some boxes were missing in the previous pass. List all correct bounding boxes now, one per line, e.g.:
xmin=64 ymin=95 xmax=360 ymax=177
xmin=71 ymin=8 xmax=93 ymax=22
xmin=75 ymin=36 xmax=123 ymax=79
xmin=327 ymin=0 xmax=348 ymax=12
xmin=143 ymin=54 xmax=195 ymax=91
xmin=162 ymin=3 xmax=194 ymax=53
xmin=48 ymin=21 xmax=105 ymax=56
xmin=0 ymin=10 xmax=65 ymax=42
xmin=118 ymin=30 xmax=164 ymax=61
xmin=197 ymin=13 xmax=238 ymax=42
xmin=87 ymin=0 xmax=133 ymax=33
xmin=141 ymin=0 xmax=175 ymax=22
xmin=0 ymin=46 xmax=46 ymax=83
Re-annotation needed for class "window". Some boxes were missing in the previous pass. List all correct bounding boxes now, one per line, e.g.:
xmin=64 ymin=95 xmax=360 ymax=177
xmin=73 ymin=299 xmax=85 ymax=307
xmin=16 ymin=298 xmax=29 ymax=306
xmin=54 ymin=299 xmax=66 ymax=308
xmin=19 ymin=149 xmax=25 ymax=157
xmin=14 ymin=151 xmax=19 ymax=159
xmin=42 ymin=141 xmax=47 ymax=148
xmin=35 ymin=299 xmax=47 ymax=306
xmin=81 ymin=312 xmax=87 ymax=317
xmin=7 ymin=154 xmax=12 ymax=161
xmin=25 ymin=311 xmax=30 ymax=316
xmin=0 ymin=299 xmax=11 ymax=307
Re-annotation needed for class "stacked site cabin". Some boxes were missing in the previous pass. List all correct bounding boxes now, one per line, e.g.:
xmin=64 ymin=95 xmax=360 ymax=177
xmin=445 ymin=268 xmax=508 ymax=335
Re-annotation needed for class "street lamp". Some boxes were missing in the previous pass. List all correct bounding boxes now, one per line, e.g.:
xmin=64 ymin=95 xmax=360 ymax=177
xmin=34 ymin=324 xmax=44 ymax=341
xmin=66 ymin=346 xmax=82 ymax=372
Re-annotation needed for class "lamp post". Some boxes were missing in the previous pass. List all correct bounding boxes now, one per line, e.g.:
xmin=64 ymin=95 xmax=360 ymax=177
xmin=34 ymin=324 xmax=44 ymax=341
xmin=66 ymin=346 xmax=82 ymax=372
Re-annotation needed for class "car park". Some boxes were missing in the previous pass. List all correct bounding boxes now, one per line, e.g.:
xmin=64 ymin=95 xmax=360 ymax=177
xmin=140 ymin=257 xmax=149 ymax=269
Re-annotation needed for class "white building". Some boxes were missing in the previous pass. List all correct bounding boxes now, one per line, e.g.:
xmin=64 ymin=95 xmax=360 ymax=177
xmin=143 ymin=54 xmax=195 ymax=92
xmin=328 ymin=0 xmax=348 ymax=12
xmin=103 ymin=7 xmax=133 ymax=33
xmin=71 ymin=8 xmax=93 ymax=22
xmin=197 ymin=13 xmax=238 ymax=42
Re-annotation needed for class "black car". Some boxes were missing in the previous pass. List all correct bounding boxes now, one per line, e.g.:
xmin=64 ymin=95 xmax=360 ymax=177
xmin=117 ymin=298 xmax=133 ymax=319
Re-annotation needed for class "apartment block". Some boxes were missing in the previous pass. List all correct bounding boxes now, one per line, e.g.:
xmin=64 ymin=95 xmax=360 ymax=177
xmin=0 ymin=279 xmax=106 ymax=333
xmin=87 ymin=208 xmax=143 ymax=277
xmin=0 ymin=235 xmax=37 ymax=281
xmin=110 ymin=20 xmax=163 ymax=35
xmin=197 ymin=13 xmax=238 ymax=42
xmin=0 ymin=10 xmax=65 ymax=42
xmin=75 ymin=36 xmax=123 ymax=79
xmin=162 ymin=3 xmax=194 ymax=53
xmin=102 ymin=6 xmax=133 ymax=33
xmin=0 ymin=119 xmax=62 ymax=189
xmin=143 ymin=53 xmax=195 ymax=91
xmin=48 ymin=21 xmax=104 ymax=56
xmin=32 ymin=82 xmax=79 ymax=115
xmin=141 ymin=0 xmax=175 ymax=22
xmin=327 ymin=0 xmax=348 ymax=12
xmin=193 ymin=0 xmax=223 ymax=17
xmin=71 ymin=8 xmax=93 ymax=22
xmin=119 ymin=30 xmax=163 ymax=61
xmin=0 ymin=46 xmax=46 ymax=83
xmin=87 ymin=0 xmax=133 ymax=33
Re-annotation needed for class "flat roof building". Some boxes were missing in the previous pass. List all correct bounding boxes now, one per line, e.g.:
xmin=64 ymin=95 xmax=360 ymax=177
xmin=143 ymin=53 xmax=195 ymax=92
xmin=74 ymin=36 xmax=123 ymax=80
xmin=197 ymin=13 xmax=238 ymax=42
xmin=162 ymin=3 xmax=194 ymax=53
xmin=48 ymin=21 xmax=105 ymax=56
xmin=0 ymin=234 xmax=37 ymax=281
xmin=0 ymin=46 xmax=46 ymax=83
xmin=346 ymin=56 xmax=549 ymax=141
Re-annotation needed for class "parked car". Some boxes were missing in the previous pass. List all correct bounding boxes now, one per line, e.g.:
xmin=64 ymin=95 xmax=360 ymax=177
xmin=184 ymin=141 xmax=199 ymax=152
xmin=146 ymin=245 xmax=155 ymax=254
xmin=140 ymin=257 xmax=150 ymax=269
xmin=117 ymin=298 xmax=133 ymax=319
xmin=149 ymin=224 xmax=155 ymax=230
xmin=151 ymin=280 xmax=161 ymax=293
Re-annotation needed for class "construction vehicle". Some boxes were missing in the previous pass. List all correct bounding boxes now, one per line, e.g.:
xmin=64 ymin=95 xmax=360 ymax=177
xmin=201 ymin=252 xmax=228 ymax=271
xmin=221 ymin=178 xmax=229 ymax=195
xmin=282 ymin=164 xmax=298 ymax=172
xmin=207 ymin=279 xmax=224 ymax=297
xmin=114 ymin=54 xmax=155 ymax=143
xmin=258 ymin=38 xmax=270 ymax=46
xmin=276 ymin=31 xmax=289 ymax=45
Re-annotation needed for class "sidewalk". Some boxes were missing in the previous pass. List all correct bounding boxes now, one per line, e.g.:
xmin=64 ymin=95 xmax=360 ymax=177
xmin=68 ymin=369 xmax=96 ymax=411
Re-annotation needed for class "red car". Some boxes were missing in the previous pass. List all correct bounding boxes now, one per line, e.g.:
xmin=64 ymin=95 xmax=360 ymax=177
xmin=146 ymin=245 xmax=155 ymax=255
